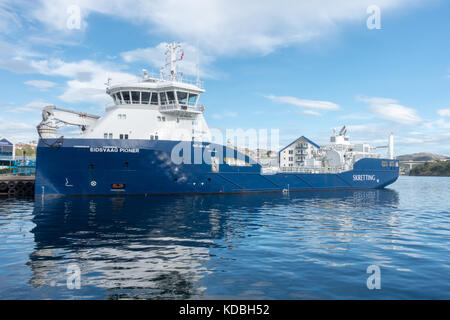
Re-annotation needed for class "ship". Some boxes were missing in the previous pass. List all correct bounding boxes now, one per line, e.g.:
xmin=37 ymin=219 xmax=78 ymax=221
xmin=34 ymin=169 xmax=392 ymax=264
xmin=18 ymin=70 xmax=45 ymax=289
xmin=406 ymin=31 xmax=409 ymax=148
xmin=35 ymin=42 xmax=399 ymax=197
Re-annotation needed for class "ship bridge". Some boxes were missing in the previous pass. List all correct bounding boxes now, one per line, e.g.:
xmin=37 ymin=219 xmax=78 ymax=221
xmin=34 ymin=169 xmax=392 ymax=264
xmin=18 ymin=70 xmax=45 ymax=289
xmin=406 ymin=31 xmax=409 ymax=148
xmin=106 ymin=43 xmax=205 ymax=117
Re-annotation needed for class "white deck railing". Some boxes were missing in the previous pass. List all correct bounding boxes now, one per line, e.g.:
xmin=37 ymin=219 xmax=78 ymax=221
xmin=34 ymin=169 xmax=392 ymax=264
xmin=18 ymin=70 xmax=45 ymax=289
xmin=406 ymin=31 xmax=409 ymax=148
xmin=159 ymin=103 xmax=203 ymax=113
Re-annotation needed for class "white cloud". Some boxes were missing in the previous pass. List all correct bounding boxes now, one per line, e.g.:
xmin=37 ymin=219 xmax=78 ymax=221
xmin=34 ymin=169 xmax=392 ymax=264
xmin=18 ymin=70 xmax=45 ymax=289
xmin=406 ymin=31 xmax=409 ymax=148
xmin=10 ymin=100 xmax=51 ymax=113
xmin=24 ymin=80 xmax=56 ymax=89
xmin=303 ymin=110 xmax=321 ymax=117
xmin=0 ymin=2 xmax=21 ymax=33
xmin=266 ymin=95 xmax=340 ymax=111
xmin=28 ymin=58 xmax=138 ymax=104
xmin=437 ymin=108 xmax=450 ymax=117
xmin=357 ymin=96 xmax=422 ymax=125
xmin=17 ymin=0 xmax=422 ymax=56
xmin=0 ymin=116 xmax=37 ymax=142
xmin=346 ymin=123 xmax=381 ymax=133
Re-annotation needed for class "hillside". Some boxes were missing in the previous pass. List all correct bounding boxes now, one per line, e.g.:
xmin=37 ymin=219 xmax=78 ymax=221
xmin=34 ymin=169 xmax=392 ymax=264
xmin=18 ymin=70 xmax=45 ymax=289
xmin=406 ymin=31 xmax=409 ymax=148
xmin=397 ymin=153 xmax=449 ymax=162
xmin=409 ymin=160 xmax=450 ymax=176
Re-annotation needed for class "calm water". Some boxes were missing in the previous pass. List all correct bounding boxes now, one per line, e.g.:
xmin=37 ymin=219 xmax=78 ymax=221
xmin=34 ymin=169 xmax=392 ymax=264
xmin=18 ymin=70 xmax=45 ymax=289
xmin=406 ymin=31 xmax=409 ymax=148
xmin=0 ymin=176 xmax=449 ymax=299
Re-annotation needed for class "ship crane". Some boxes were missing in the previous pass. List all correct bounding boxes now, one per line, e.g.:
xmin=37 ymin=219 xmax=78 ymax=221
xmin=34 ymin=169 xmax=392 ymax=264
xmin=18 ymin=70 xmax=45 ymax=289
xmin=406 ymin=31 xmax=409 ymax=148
xmin=37 ymin=105 xmax=100 ymax=139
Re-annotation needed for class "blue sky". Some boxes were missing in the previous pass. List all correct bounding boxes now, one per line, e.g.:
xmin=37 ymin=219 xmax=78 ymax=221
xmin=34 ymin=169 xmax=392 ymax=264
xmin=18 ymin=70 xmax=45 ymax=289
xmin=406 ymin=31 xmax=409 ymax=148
xmin=0 ymin=0 xmax=449 ymax=155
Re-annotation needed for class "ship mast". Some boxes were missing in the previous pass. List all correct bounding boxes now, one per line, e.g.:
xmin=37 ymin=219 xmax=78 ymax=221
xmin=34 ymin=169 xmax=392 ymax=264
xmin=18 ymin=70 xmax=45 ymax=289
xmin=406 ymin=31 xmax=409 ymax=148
xmin=165 ymin=42 xmax=182 ymax=81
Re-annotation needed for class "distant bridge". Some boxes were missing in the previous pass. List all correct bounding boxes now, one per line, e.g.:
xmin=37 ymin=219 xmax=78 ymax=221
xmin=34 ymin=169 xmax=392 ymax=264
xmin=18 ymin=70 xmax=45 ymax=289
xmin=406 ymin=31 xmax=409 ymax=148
xmin=399 ymin=159 xmax=449 ymax=170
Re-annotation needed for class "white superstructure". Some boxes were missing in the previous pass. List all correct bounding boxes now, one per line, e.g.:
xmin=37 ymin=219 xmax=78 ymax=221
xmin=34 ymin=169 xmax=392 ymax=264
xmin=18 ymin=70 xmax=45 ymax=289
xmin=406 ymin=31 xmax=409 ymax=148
xmin=38 ymin=42 xmax=211 ymax=143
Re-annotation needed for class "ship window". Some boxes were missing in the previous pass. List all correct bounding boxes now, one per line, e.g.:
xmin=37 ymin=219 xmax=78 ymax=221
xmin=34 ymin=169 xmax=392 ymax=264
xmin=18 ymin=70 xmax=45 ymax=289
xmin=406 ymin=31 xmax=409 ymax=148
xmin=120 ymin=134 xmax=123 ymax=139
xmin=157 ymin=116 xmax=161 ymax=121
xmin=150 ymin=135 xmax=154 ymax=140
xmin=104 ymin=133 xmax=108 ymax=139
xmin=155 ymin=135 xmax=158 ymax=140
xmin=382 ymin=161 xmax=388 ymax=167
xmin=131 ymin=91 xmax=140 ymax=104
xmin=109 ymin=133 xmax=113 ymax=139
xmin=122 ymin=91 xmax=131 ymax=104
xmin=125 ymin=134 xmax=129 ymax=139
xmin=141 ymin=91 xmax=150 ymax=104
xmin=167 ymin=91 xmax=176 ymax=104
xmin=115 ymin=93 xmax=122 ymax=104
xmin=188 ymin=93 xmax=197 ymax=106
xmin=159 ymin=92 xmax=167 ymax=105
xmin=151 ymin=92 xmax=158 ymax=105
xmin=177 ymin=91 xmax=188 ymax=104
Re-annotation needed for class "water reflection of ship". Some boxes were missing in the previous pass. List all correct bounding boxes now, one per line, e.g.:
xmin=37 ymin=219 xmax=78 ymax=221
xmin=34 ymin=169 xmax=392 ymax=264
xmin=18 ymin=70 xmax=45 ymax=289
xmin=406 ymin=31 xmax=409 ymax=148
xmin=29 ymin=189 xmax=399 ymax=299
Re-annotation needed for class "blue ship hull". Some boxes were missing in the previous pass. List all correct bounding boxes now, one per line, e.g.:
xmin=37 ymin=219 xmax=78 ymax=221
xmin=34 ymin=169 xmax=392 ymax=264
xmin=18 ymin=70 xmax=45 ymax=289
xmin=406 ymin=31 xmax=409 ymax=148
xmin=35 ymin=139 xmax=399 ymax=196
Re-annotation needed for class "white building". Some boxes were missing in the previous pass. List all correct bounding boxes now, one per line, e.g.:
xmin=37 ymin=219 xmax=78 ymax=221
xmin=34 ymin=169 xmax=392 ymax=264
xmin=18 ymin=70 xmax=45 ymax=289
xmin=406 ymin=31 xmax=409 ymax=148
xmin=278 ymin=136 xmax=321 ymax=168
xmin=0 ymin=137 xmax=15 ymax=168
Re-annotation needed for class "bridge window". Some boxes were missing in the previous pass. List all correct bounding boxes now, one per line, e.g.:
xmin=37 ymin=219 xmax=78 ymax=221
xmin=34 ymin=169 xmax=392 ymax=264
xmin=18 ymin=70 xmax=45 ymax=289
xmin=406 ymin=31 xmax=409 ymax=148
xmin=151 ymin=92 xmax=158 ymax=105
xmin=141 ymin=91 xmax=150 ymax=104
xmin=159 ymin=92 xmax=167 ymax=105
xmin=131 ymin=91 xmax=140 ymax=104
xmin=167 ymin=91 xmax=176 ymax=104
xmin=122 ymin=91 xmax=131 ymax=104
xmin=188 ymin=93 xmax=197 ymax=106
xmin=115 ymin=93 xmax=122 ymax=104
xmin=177 ymin=91 xmax=188 ymax=104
